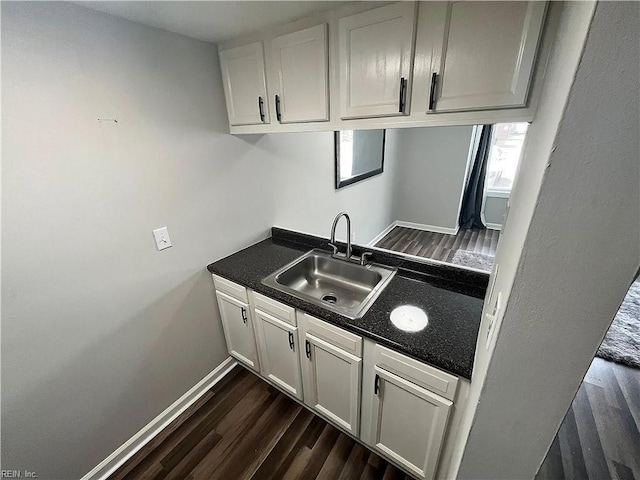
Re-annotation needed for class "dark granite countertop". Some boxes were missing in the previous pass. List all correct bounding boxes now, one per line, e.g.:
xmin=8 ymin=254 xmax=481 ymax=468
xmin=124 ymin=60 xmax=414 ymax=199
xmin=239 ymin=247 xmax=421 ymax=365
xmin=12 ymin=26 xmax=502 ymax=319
xmin=207 ymin=229 xmax=486 ymax=380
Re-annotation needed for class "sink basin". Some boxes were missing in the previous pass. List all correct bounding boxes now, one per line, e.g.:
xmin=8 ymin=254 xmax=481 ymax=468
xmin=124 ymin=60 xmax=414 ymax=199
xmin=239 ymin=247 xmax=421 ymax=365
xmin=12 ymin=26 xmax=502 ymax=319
xmin=262 ymin=249 xmax=396 ymax=319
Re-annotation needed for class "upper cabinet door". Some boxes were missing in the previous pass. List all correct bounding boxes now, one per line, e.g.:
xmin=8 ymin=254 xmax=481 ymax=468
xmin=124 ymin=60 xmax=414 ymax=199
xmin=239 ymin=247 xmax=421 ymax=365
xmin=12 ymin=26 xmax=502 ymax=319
xmin=219 ymin=42 xmax=270 ymax=126
xmin=339 ymin=2 xmax=417 ymax=119
xmin=429 ymin=1 xmax=547 ymax=113
xmin=270 ymin=24 xmax=329 ymax=124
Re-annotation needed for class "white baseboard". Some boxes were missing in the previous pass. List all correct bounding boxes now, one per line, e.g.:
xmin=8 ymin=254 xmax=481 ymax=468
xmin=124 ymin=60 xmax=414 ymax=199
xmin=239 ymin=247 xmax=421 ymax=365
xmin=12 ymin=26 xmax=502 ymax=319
xmin=366 ymin=223 xmax=397 ymax=247
xmin=485 ymin=222 xmax=503 ymax=231
xmin=393 ymin=221 xmax=459 ymax=236
xmin=368 ymin=221 xmax=459 ymax=248
xmin=81 ymin=357 xmax=238 ymax=480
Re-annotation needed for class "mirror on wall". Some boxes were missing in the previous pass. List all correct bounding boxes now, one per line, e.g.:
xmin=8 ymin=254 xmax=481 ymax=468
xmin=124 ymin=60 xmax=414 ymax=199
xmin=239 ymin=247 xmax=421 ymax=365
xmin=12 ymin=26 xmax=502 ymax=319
xmin=289 ymin=124 xmax=529 ymax=273
xmin=335 ymin=130 xmax=385 ymax=189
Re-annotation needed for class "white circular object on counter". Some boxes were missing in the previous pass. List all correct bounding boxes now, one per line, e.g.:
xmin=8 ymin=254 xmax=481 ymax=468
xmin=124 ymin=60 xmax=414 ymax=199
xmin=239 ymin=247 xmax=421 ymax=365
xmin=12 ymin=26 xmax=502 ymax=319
xmin=390 ymin=305 xmax=428 ymax=332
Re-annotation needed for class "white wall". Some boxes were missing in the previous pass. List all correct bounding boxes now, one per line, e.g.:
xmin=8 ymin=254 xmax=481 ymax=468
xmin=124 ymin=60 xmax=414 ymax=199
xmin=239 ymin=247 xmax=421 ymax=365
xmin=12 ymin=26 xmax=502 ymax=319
xmin=270 ymin=130 xmax=398 ymax=245
xmin=0 ymin=3 xmax=395 ymax=478
xmin=449 ymin=2 xmax=640 ymax=478
xmin=390 ymin=126 xmax=475 ymax=232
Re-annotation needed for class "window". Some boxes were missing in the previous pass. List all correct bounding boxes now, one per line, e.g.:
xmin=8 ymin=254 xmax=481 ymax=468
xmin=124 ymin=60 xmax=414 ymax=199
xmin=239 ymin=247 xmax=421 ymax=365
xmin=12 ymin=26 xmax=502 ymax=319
xmin=485 ymin=122 xmax=529 ymax=197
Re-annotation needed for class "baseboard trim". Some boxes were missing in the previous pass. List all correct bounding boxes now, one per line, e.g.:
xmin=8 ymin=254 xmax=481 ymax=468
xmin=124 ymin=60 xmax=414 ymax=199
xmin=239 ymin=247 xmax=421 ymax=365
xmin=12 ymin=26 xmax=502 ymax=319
xmin=368 ymin=221 xmax=459 ymax=247
xmin=81 ymin=356 xmax=238 ymax=480
xmin=485 ymin=222 xmax=502 ymax=231
xmin=393 ymin=221 xmax=459 ymax=236
xmin=367 ymin=223 xmax=397 ymax=247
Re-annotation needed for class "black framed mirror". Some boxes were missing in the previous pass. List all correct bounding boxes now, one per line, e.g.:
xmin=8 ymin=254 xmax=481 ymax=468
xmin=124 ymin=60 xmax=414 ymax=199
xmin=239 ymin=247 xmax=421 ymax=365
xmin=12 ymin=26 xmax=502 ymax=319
xmin=335 ymin=130 xmax=385 ymax=189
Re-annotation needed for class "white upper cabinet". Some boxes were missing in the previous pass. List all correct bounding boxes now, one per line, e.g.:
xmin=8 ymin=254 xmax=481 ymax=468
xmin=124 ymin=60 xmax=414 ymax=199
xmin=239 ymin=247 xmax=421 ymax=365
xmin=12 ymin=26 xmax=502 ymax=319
xmin=218 ymin=1 xmax=552 ymax=132
xmin=338 ymin=2 xmax=417 ymax=119
xmin=219 ymin=42 xmax=270 ymax=126
xmin=269 ymin=24 xmax=329 ymax=123
xmin=428 ymin=1 xmax=547 ymax=113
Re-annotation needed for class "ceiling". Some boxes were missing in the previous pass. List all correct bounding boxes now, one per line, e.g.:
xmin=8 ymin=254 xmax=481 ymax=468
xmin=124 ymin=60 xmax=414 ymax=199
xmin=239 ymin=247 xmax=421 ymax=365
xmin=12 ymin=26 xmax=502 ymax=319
xmin=74 ymin=1 xmax=345 ymax=44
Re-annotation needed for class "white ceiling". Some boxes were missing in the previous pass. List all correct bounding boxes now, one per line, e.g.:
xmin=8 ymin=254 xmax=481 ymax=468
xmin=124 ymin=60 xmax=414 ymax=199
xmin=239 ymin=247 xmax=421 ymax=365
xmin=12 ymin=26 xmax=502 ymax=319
xmin=74 ymin=1 xmax=345 ymax=44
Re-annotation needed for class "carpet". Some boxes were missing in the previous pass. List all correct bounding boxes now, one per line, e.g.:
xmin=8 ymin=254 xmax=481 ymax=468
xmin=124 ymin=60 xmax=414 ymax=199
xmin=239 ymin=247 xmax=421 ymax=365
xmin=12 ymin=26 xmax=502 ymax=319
xmin=450 ymin=250 xmax=495 ymax=272
xmin=596 ymin=280 xmax=640 ymax=368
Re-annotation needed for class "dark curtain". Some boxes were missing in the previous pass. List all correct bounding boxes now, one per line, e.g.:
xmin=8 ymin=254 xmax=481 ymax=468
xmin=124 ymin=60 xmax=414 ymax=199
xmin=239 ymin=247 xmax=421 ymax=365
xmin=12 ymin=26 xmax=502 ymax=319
xmin=459 ymin=124 xmax=493 ymax=230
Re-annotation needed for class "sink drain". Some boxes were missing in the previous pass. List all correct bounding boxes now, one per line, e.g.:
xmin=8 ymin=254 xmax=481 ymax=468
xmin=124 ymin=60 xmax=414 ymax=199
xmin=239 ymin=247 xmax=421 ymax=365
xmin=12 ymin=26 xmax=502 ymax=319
xmin=321 ymin=293 xmax=338 ymax=304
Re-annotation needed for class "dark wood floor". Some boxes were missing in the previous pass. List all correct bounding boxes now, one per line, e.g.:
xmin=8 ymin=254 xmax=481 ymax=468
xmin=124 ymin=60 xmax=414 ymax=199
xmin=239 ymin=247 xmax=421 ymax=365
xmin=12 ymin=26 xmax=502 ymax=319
xmin=537 ymin=357 xmax=640 ymax=480
xmin=110 ymin=366 xmax=411 ymax=480
xmin=374 ymin=226 xmax=499 ymax=262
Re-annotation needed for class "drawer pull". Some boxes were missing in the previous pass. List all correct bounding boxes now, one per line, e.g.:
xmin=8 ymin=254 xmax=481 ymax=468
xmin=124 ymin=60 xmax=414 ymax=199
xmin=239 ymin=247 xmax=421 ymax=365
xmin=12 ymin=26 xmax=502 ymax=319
xmin=305 ymin=339 xmax=311 ymax=359
xmin=288 ymin=331 xmax=295 ymax=351
xmin=374 ymin=373 xmax=380 ymax=395
xmin=241 ymin=307 xmax=247 ymax=324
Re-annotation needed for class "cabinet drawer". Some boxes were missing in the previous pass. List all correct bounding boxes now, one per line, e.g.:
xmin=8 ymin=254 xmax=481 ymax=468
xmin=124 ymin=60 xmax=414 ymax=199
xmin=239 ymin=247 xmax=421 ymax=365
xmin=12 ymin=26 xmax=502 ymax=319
xmin=299 ymin=313 xmax=362 ymax=357
xmin=252 ymin=291 xmax=296 ymax=326
xmin=373 ymin=344 xmax=458 ymax=401
xmin=212 ymin=274 xmax=248 ymax=303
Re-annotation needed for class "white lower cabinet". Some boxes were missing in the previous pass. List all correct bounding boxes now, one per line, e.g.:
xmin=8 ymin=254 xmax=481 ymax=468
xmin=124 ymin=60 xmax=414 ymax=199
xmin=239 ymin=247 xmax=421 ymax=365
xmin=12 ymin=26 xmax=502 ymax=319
xmin=212 ymin=278 xmax=460 ymax=479
xmin=361 ymin=342 xmax=458 ymax=480
xmin=215 ymin=289 xmax=260 ymax=372
xmin=299 ymin=313 xmax=362 ymax=435
xmin=370 ymin=367 xmax=452 ymax=479
xmin=254 ymin=308 xmax=303 ymax=400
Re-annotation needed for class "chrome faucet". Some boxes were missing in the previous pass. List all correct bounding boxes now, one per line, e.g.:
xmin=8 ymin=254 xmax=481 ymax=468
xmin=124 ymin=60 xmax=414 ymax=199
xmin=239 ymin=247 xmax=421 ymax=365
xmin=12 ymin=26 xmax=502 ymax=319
xmin=329 ymin=212 xmax=352 ymax=260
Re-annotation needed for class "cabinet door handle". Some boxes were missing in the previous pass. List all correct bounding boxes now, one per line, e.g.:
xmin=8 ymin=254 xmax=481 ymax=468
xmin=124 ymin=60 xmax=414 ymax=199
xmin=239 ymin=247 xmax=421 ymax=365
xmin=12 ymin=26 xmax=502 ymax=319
xmin=305 ymin=339 xmax=311 ymax=359
xmin=374 ymin=373 xmax=380 ymax=395
xmin=288 ymin=331 xmax=295 ymax=351
xmin=258 ymin=96 xmax=265 ymax=122
xmin=428 ymin=72 xmax=438 ymax=111
xmin=275 ymin=94 xmax=282 ymax=122
xmin=241 ymin=307 xmax=247 ymax=324
xmin=399 ymin=77 xmax=407 ymax=113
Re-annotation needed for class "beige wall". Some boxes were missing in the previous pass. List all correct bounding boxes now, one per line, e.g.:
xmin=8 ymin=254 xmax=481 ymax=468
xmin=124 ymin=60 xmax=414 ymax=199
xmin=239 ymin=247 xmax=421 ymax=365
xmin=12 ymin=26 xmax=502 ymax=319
xmin=0 ymin=3 xmax=394 ymax=478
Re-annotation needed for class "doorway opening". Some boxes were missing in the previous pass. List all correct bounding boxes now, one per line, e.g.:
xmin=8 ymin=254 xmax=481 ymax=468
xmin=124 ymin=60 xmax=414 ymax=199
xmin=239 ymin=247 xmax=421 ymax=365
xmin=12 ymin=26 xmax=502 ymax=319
xmin=536 ymin=276 xmax=640 ymax=479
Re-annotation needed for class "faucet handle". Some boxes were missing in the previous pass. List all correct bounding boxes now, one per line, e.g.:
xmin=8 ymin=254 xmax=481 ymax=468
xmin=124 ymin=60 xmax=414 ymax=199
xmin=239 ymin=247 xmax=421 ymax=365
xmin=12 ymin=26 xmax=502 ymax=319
xmin=360 ymin=252 xmax=374 ymax=266
xmin=328 ymin=243 xmax=339 ymax=255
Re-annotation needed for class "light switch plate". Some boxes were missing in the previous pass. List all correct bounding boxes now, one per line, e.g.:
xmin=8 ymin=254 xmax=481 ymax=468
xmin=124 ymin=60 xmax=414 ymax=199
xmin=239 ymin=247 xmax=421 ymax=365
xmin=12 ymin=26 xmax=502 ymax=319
xmin=152 ymin=227 xmax=172 ymax=251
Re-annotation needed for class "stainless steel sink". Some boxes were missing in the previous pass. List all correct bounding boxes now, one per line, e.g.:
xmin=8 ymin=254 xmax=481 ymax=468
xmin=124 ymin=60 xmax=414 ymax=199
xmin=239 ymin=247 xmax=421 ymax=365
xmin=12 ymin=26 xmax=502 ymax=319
xmin=262 ymin=249 xmax=396 ymax=319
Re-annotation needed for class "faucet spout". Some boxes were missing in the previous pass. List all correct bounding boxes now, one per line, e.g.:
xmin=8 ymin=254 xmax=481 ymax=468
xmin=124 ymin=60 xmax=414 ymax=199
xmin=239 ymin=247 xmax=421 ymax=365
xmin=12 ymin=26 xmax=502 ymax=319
xmin=329 ymin=212 xmax=352 ymax=259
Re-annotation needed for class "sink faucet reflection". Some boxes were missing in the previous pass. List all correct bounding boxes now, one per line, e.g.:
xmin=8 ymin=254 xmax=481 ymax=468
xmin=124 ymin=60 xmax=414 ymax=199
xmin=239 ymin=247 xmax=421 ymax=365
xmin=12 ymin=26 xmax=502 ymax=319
xmin=329 ymin=212 xmax=352 ymax=260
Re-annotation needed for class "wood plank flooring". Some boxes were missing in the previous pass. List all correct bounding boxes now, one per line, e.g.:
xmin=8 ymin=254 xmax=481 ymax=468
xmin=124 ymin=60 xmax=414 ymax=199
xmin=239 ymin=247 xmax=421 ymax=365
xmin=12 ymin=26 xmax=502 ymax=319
xmin=374 ymin=226 xmax=499 ymax=263
xmin=109 ymin=366 xmax=411 ymax=480
xmin=536 ymin=357 xmax=640 ymax=480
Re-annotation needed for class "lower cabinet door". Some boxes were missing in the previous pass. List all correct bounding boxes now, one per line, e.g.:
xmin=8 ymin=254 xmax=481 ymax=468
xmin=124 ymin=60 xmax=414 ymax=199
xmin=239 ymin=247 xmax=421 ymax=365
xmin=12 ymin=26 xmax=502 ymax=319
xmin=216 ymin=291 xmax=259 ymax=371
xmin=254 ymin=309 xmax=303 ymax=400
xmin=303 ymin=333 xmax=362 ymax=435
xmin=370 ymin=367 xmax=452 ymax=480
